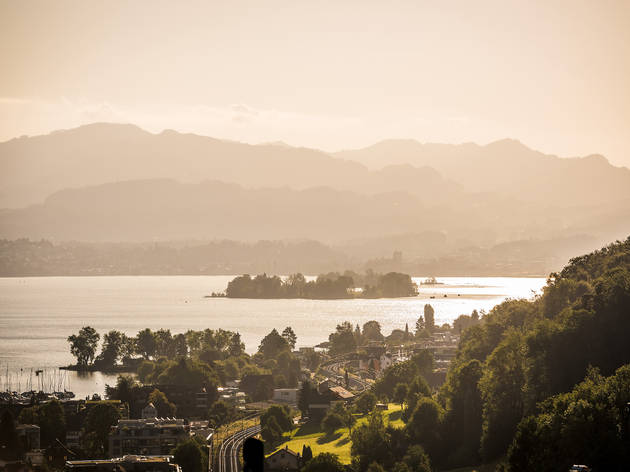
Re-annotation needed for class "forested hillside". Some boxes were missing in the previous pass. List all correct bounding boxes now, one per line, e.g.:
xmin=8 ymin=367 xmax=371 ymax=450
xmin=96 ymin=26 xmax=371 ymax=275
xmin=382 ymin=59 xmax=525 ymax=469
xmin=433 ymin=237 xmax=630 ymax=470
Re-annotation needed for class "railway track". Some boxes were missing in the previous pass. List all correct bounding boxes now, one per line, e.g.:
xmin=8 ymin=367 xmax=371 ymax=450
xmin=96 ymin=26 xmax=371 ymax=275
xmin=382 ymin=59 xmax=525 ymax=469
xmin=321 ymin=357 xmax=372 ymax=394
xmin=217 ymin=423 xmax=262 ymax=472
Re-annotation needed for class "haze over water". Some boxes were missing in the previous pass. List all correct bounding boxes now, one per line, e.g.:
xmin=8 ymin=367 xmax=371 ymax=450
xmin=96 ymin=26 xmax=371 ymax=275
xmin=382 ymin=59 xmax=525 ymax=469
xmin=0 ymin=275 xmax=545 ymax=396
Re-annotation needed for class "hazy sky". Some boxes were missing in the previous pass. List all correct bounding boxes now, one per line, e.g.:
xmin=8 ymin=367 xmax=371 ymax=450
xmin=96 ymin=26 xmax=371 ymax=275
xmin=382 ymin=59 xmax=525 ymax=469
xmin=1 ymin=0 xmax=629 ymax=165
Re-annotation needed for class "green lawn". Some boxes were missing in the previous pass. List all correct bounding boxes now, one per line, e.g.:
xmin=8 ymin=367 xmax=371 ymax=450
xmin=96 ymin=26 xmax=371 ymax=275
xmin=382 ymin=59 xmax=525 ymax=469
xmin=270 ymin=403 xmax=404 ymax=464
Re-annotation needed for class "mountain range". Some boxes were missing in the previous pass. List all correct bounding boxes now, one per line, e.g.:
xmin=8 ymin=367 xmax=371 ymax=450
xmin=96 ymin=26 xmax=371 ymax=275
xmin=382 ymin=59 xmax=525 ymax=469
xmin=0 ymin=123 xmax=628 ymax=247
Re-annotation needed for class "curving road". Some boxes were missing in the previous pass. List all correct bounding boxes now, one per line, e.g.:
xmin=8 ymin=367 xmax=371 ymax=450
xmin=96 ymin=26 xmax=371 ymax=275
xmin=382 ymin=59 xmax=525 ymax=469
xmin=217 ymin=424 xmax=262 ymax=472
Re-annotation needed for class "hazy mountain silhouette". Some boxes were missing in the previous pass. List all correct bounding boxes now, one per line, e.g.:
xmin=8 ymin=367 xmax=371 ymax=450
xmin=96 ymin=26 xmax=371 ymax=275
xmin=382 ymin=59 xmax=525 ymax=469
xmin=1 ymin=123 xmax=628 ymax=245
xmin=1 ymin=178 xmax=628 ymax=243
xmin=335 ymin=138 xmax=630 ymax=206
xmin=0 ymin=123 xmax=458 ymax=208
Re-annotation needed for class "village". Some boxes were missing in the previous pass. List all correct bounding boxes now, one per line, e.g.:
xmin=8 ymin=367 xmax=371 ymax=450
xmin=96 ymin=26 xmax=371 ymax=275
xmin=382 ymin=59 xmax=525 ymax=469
xmin=0 ymin=324 xmax=460 ymax=472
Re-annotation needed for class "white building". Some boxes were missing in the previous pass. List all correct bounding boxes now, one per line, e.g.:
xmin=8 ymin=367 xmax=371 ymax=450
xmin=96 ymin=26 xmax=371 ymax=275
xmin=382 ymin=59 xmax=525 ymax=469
xmin=273 ymin=388 xmax=298 ymax=403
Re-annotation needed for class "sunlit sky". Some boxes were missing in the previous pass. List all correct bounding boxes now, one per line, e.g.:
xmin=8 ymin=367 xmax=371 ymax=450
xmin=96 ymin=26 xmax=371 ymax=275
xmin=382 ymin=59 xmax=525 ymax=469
xmin=1 ymin=0 xmax=629 ymax=165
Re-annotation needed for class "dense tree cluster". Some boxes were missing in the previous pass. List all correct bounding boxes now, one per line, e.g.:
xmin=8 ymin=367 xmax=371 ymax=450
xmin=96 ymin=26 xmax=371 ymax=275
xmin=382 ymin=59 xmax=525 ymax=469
xmin=260 ymin=405 xmax=293 ymax=447
xmin=315 ymin=238 xmax=630 ymax=471
xmin=255 ymin=327 xmax=301 ymax=388
xmin=435 ymin=237 xmax=630 ymax=469
xmin=225 ymin=271 xmax=417 ymax=299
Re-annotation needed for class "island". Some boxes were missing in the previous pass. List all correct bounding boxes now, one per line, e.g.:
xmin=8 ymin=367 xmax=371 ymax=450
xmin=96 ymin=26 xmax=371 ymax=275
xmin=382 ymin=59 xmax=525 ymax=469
xmin=219 ymin=271 xmax=418 ymax=299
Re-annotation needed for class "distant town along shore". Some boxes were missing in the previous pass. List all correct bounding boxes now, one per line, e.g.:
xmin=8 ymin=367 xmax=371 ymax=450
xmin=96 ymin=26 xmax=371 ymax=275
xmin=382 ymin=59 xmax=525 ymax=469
xmin=217 ymin=271 xmax=419 ymax=299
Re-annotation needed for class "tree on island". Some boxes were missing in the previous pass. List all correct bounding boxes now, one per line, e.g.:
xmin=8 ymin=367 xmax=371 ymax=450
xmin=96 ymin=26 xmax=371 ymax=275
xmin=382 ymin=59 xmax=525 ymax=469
xmin=224 ymin=271 xmax=417 ymax=299
xmin=67 ymin=326 xmax=100 ymax=366
xmin=95 ymin=330 xmax=130 ymax=367
xmin=135 ymin=328 xmax=156 ymax=359
xmin=394 ymin=383 xmax=408 ymax=409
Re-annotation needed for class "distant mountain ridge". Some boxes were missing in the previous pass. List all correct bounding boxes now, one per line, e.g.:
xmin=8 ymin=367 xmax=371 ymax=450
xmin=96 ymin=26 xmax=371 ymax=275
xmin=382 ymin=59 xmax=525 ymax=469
xmin=335 ymin=138 xmax=630 ymax=206
xmin=0 ymin=123 xmax=628 ymax=245
xmin=1 ymin=178 xmax=628 ymax=244
xmin=0 ymin=123 xmax=459 ymax=208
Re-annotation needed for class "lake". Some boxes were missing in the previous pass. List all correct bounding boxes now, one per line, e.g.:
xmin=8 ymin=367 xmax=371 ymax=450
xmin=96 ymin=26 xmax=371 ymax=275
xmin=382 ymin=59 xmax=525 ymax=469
xmin=0 ymin=275 xmax=546 ymax=397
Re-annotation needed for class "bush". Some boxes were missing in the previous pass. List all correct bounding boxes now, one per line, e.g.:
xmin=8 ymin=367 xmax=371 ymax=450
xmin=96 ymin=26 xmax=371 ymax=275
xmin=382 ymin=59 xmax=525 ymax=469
xmin=321 ymin=411 xmax=344 ymax=435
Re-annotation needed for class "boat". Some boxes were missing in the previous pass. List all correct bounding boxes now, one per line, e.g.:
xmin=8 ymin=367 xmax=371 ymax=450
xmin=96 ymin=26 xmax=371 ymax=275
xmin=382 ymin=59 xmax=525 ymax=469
xmin=420 ymin=277 xmax=443 ymax=285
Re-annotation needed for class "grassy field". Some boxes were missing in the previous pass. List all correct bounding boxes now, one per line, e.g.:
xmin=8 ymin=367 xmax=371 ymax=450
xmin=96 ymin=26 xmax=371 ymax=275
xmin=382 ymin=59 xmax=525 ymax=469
xmin=270 ymin=403 xmax=404 ymax=464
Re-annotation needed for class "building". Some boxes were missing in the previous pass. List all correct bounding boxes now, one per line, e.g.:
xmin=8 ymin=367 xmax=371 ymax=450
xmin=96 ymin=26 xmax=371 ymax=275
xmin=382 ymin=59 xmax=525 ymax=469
xmin=265 ymin=446 xmax=301 ymax=471
xmin=307 ymin=381 xmax=354 ymax=419
xmin=141 ymin=402 xmax=158 ymax=419
xmin=127 ymin=384 xmax=217 ymax=418
xmin=358 ymin=342 xmax=390 ymax=375
xmin=65 ymin=455 xmax=181 ymax=472
xmin=108 ymin=418 xmax=189 ymax=457
xmin=16 ymin=424 xmax=40 ymax=451
xmin=66 ymin=429 xmax=82 ymax=449
xmin=272 ymin=388 xmax=298 ymax=403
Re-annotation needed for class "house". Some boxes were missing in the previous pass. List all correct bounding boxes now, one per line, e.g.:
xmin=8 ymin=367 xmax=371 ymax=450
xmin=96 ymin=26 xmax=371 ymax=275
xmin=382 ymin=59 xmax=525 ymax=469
xmin=358 ymin=342 xmax=391 ymax=375
xmin=108 ymin=418 xmax=188 ymax=457
xmin=272 ymin=388 xmax=298 ymax=403
xmin=16 ymin=424 xmax=40 ymax=451
xmin=265 ymin=446 xmax=301 ymax=471
xmin=127 ymin=384 xmax=217 ymax=418
xmin=66 ymin=429 xmax=82 ymax=449
xmin=25 ymin=450 xmax=46 ymax=468
xmin=141 ymin=402 xmax=158 ymax=418
xmin=64 ymin=455 xmax=181 ymax=472
xmin=308 ymin=381 xmax=354 ymax=419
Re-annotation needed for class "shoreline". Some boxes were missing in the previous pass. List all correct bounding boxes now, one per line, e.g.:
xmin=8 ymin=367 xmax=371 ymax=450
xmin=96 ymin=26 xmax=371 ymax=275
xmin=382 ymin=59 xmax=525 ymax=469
xmin=59 ymin=364 xmax=135 ymax=373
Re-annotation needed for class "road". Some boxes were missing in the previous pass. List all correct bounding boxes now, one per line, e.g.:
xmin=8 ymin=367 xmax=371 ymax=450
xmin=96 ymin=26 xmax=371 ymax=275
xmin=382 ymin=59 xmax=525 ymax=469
xmin=217 ymin=424 xmax=262 ymax=472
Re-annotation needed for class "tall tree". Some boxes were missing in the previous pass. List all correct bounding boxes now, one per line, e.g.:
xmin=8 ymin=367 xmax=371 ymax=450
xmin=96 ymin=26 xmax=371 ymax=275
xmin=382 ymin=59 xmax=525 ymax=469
xmin=228 ymin=332 xmax=245 ymax=357
xmin=84 ymin=402 xmax=121 ymax=457
xmin=148 ymin=388 xmax=177 ymax=417
xmin=0 ymin=410 xmax=19 ymax=460
xmin=362 ymin=320 xmax=384 ymax=342
xmin=424 ymin=305 xmax=435 ymax=333
xmin=173 ymin=437 xmax=207 ymax=472
xmin=98 ymin=330 xmax=125 ymax=366
xmin=298 ymin=380 xmax=314 ymax=416
xmin=258 ymin=329 xmax=290 ymax=359
xmin=415 ymin=315 xmax=425 ymax=337
xmin=282 ymin=326 xmax=297 ymax=350
xmin=329 ymin=321 xmax=357 ymax=355
xmin=67 ymin=326 xmax=100 ymax=366
xmin=37 ymin=398 xmax=66 ymax=446
xmin=135 ymin=328 xmax=156 ymax=359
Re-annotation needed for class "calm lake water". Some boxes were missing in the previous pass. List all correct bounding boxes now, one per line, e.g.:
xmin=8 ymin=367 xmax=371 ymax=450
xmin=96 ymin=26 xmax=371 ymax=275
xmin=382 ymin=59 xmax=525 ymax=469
xmin=0 ymin=275 xmax=546 ymax=397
